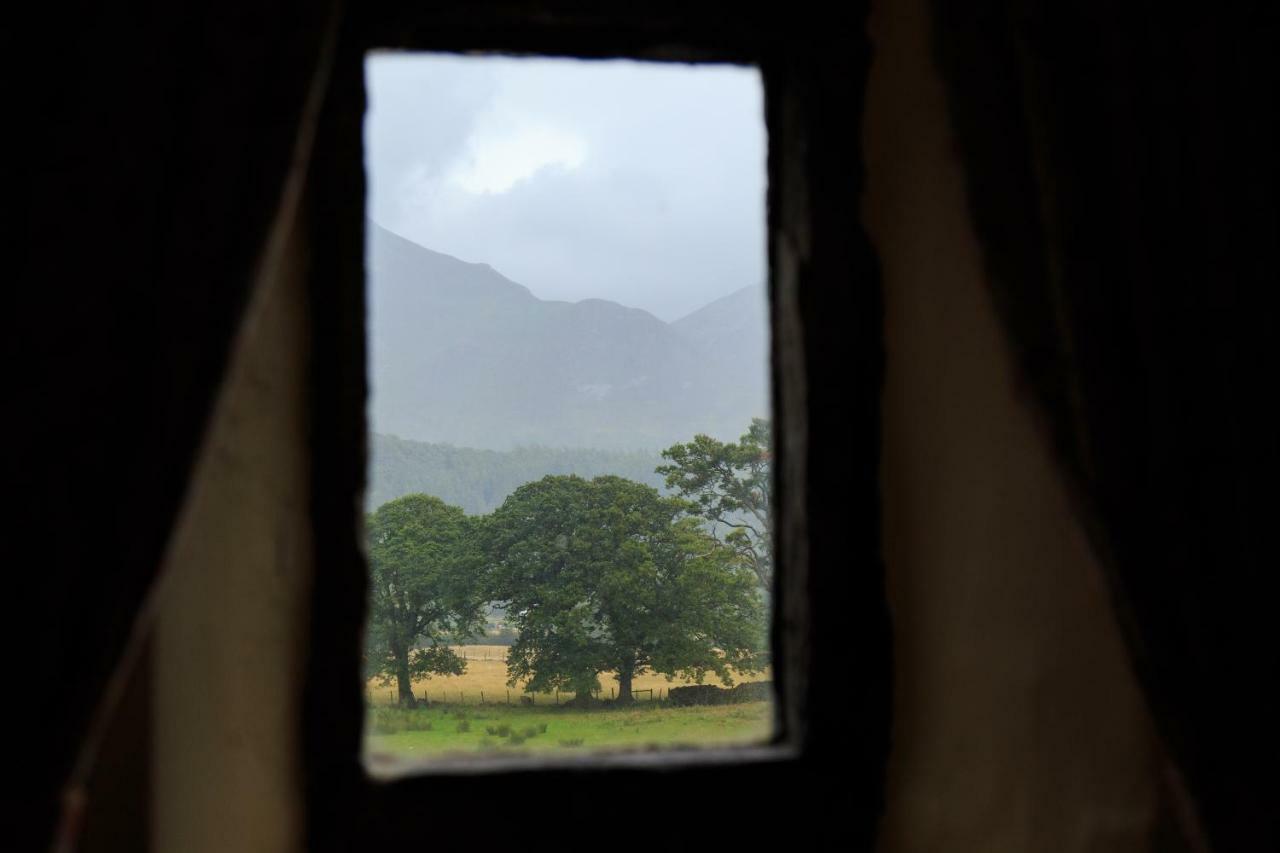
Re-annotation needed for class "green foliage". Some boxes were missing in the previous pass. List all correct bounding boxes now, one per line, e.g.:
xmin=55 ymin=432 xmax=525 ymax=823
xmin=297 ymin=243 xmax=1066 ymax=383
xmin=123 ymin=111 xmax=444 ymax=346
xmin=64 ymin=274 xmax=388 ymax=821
xmin=657 ymin=418 xmax=772 ymax=589
xmin=482 ymin=474 xmax=767 ymax=703
xmin=365 ymin=494 xmax=486 ymax=704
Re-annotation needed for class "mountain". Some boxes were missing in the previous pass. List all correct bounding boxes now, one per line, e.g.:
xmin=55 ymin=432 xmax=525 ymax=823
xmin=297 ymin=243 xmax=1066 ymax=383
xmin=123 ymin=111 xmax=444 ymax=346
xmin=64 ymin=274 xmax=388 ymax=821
xmin=367 ymin=222 xmax=769 ymax=451
xmin=670 ymin=283 xmax=770 ymax=414
xmin=367 ymin=433 xmax=666 ymax=514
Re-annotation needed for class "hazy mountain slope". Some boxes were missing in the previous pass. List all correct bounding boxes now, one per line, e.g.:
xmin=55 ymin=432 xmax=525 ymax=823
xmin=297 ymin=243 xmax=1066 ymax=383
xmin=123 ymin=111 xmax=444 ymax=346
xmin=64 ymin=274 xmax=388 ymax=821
xmin=670 ymin=283 xmax=770 ymax=416
xmin=367 ymin=433 xmax=666 ymax=514
xmin=367 ymin=222 xmax=769 ymax=450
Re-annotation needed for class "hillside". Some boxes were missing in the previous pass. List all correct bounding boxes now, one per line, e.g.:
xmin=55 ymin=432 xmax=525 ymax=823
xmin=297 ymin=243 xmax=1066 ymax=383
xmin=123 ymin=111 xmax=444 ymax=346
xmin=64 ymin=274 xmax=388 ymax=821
xmin=670 ymin=283 xmax=769 ymax=383
xmin=367 ymin=223 xmax=768 ymax=451
xmin=367 ymin=433 xmax=666 ymax=514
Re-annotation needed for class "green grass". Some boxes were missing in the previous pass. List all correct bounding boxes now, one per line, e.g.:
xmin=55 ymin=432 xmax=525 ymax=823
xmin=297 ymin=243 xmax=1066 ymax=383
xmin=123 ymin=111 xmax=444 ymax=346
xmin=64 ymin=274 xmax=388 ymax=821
xmin=364 ymin=700 xmax=772 ymax=761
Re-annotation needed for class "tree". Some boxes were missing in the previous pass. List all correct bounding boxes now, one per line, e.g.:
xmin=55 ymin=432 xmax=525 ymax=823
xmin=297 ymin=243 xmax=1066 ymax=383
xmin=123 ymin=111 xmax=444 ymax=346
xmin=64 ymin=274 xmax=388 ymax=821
xmin=482 ymin=475 xmax=767 ymax=704
xmin=365 ymin=493 xmax=485 ymax=706
xmin=656 ymin=418 xmax=773 ymax=589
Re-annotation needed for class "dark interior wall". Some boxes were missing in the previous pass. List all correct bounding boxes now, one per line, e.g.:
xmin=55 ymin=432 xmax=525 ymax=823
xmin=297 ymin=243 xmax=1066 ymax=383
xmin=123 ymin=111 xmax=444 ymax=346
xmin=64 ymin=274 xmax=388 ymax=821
xmin=926 ymin=2 xmax=1279 ymax=849
xmin=9 ymin=2 xmax=334 ymax=847
xmin=303 ymin=4 xmax=891 ymax=851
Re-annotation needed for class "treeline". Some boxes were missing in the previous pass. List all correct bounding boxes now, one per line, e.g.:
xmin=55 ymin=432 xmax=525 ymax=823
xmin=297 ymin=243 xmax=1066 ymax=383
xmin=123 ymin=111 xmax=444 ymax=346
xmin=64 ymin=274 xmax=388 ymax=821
xmin=367 ymin=433 xmax=665 ymax=514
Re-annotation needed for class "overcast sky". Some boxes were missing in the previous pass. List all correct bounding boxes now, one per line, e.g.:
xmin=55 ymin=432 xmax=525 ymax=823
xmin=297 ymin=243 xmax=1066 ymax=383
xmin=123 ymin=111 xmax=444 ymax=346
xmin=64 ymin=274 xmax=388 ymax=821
xmin=364 ymin=53 xmax=765 ymax=322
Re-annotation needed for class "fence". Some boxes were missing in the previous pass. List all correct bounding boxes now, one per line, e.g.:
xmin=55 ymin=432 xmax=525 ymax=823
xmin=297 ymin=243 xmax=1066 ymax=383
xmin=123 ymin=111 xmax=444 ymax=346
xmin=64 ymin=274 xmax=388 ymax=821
xmin=365 ymin=647 xmax=770 ymax=707
xmin=367 ymin=685 xmax=682 ymax=707
xmin=454 ymin=647 xmax=508 ymax=662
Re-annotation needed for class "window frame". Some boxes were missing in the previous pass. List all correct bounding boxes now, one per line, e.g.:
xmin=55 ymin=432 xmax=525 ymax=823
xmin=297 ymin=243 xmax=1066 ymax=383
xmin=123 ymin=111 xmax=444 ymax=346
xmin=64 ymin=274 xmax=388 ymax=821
xmin=303 ymin=4 xmax=888 ymax=849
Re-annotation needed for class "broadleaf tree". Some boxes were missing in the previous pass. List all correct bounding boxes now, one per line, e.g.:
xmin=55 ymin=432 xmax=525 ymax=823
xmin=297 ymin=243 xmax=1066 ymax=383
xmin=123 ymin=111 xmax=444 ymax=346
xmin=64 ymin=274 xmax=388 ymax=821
xmin=365 ymin=493 xmax=485 ymax=706
xmin=656 ymin=418 xmax=773 ymax=589
xmin=482 ymin=475 xmax=766 ymax=704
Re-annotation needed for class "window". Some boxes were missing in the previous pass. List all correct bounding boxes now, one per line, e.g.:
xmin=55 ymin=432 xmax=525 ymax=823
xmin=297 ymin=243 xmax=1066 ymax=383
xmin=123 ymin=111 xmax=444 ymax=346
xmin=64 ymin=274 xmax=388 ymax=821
xmin=360 ymin=52 xmax=774 ymax=770
xmin=303 ymin=6 xmax=887 ymax=848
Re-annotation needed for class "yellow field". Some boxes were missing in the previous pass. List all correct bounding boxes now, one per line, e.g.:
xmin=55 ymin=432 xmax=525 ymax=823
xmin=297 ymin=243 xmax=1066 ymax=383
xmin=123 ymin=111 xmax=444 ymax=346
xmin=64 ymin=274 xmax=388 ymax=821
xmin=366 ymin=644 xmax=771 ymax=706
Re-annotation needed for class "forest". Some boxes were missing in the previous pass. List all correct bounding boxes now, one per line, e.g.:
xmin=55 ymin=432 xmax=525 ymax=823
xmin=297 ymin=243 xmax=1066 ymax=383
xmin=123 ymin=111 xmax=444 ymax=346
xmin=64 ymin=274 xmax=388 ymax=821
xmin=367 ymin=433 xmax=666 ymax=514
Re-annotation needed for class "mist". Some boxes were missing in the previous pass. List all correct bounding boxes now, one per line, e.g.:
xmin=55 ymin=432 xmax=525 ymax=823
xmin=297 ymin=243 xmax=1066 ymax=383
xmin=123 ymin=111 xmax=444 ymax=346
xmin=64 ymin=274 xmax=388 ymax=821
xmin=364 ymin=53 xmax=766 ymax=322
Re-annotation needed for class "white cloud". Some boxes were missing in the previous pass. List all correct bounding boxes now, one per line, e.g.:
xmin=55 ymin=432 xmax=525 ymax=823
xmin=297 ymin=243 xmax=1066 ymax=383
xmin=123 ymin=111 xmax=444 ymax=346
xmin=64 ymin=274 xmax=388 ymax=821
xmin=448 ymin=122 xmax=588 ymax=194
xmin=365 ymin=54 xmax=765 ymax=321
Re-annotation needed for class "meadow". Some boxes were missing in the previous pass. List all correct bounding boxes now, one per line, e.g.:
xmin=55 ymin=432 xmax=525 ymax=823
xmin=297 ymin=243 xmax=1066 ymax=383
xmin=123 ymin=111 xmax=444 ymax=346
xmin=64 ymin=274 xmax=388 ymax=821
xmin=364 ymin=645 xmax=774 ymax=762
xmin=365 ymin=700 xmax=773 ymax=763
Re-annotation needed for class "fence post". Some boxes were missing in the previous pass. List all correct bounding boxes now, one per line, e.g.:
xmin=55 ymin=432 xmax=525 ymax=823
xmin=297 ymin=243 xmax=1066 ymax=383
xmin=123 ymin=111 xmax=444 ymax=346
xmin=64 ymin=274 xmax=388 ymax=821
xmin=481 ymin=691 xmax=484 ymax=704
xmin=507 ymin=689 xmax=510 ymax=705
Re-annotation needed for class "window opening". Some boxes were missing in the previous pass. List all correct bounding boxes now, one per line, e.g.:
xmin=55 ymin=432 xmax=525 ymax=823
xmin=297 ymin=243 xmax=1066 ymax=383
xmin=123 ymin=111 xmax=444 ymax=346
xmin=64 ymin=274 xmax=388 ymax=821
xmin=361 ymin=52 xmax=774 ymax=771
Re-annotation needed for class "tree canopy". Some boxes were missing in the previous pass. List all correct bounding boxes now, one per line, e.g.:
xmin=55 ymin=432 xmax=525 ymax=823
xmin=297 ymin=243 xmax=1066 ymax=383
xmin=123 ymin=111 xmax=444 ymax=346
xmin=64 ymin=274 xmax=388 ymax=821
xmin=482 ymin=474 xmax=766 ymax=704
xmin=365 ymin=493 xmax=485 ymax=706
xmin=656 ymin=418 xmax=773 ymax=589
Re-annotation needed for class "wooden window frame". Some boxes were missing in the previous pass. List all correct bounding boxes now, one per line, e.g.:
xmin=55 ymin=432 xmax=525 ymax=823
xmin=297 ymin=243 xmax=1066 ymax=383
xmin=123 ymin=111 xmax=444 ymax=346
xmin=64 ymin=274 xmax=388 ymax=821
xmin=302 ymin=4 xmax=888 ymax=848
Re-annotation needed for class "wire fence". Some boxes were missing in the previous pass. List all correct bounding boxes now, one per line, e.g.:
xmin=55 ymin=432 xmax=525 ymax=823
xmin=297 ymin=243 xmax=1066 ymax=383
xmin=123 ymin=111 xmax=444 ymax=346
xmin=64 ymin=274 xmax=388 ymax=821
xmin=367 ymin=647 xmax=769 ymax=707
xmin=367 ymin=685 xmax=673 ymax=707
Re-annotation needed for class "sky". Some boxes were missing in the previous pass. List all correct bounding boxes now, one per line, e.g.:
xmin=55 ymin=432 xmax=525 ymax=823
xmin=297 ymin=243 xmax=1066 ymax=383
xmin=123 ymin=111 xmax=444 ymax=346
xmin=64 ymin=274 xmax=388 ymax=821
xmin=364 ymin=53 xmax=766 ymax=322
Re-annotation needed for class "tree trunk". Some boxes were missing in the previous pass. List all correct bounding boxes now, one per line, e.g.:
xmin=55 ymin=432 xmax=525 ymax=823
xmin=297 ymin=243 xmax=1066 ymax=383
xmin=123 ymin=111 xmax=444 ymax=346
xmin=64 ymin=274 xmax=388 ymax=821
xmin=615 ymin=666 xmax=634 ymax=705
xmin=391 ymin=640 xmax=415 ymax=707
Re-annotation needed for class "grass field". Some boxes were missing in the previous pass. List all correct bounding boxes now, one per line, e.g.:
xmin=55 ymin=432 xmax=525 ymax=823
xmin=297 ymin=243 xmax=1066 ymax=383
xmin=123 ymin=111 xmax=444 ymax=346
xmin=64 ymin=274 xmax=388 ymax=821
xmin=364 ymin=700 xmax=773 ymax=764
xmin=363 ymin=645 xmax=774 ymax=763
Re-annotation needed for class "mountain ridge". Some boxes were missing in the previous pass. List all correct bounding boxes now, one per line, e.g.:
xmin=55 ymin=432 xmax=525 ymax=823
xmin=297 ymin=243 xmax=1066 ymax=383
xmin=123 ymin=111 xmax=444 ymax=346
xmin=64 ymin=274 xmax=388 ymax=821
xmin=367 ymin=221 xmax=769 ymax=452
